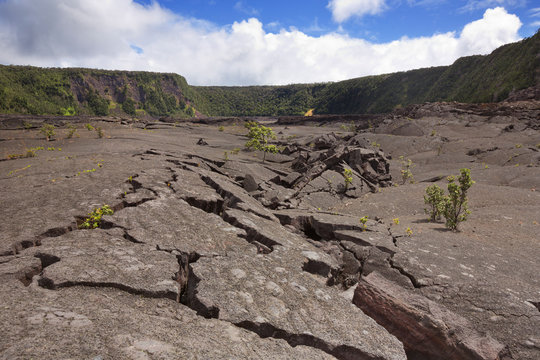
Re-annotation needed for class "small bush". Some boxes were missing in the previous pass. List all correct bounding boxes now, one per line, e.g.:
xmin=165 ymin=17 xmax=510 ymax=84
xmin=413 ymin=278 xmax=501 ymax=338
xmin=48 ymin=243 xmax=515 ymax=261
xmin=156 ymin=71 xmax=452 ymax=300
xmin=85 ymin=123 xmax=94 ymax=131
xmin=66 ymin=124 xmax=78 ymax=139
xmin=443 ymin=168 xmax=474 ymax=231
xmin=343 ymin=168 xmax=353 ymax=189
xmin=399 ymin=156 xmax=414 ymax=184
xmin=359 ymin=216 xmax=368 ymax=230
xmin=95 ymin=127 xmax=104 ymax=138
xmin=79 ymin=205 xmax=114 ymax=229
xmin=40 ymin=124 xmax=55 ymax=141
xmin=244 ymin=121 xmax=278 ymax=162
xmin=218 ymin=126 xmax=225 ymax=132
xmin=424 ymin=184 xmax=445 ymax=222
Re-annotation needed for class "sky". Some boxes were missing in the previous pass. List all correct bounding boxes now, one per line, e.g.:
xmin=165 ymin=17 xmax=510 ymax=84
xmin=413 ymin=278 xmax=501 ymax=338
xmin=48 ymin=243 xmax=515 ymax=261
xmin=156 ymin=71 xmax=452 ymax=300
xmin=0 ymin=0 xmax=538 ymax=86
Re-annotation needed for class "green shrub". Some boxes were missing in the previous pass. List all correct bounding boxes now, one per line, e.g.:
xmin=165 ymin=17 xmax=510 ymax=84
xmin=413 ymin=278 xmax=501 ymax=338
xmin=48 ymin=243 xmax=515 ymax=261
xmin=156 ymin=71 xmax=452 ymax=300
xmin=244 ymin=121 xmax=278 ymax=162
xmin=66 ymin=124 xmax=78 ymax=139
xmin=399 ymin=156 xmax=414 ymax=184
xmin=218 ymin=125 xmax=225 ymax=132
xmin=85 ymin=123 xmax=94 ymax=131
xmin=343 ymin=168 xmax=353 ymax=189
xmin=40 ymin=124 xmax=55 ymax=141
xmin=424 ymin=184 xmax=445 ymax=221
xmin=79 ymin=205 xmax=114 ymax=229
xmin=95 ymin=126 xmax=104 ymax=138
xmin=443 ymin=168 xmax=474 ymax=231
xmin=359 ymin=216 xmax=368 ymax=230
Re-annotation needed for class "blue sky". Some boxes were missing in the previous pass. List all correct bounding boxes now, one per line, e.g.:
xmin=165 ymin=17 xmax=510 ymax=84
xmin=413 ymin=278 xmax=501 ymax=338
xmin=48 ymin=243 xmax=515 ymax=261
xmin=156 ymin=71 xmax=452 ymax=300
xmin=0 ymin=0 xmax=537 ymax=85
xmin=136 ymin=0 xmax=538 ymax=40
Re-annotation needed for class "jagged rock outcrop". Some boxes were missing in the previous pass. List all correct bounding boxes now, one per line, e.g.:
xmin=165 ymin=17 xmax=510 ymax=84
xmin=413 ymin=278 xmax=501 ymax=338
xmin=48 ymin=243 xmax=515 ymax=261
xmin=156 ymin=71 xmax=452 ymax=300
xmin=353 ymin=272 xmax=507 ymax=360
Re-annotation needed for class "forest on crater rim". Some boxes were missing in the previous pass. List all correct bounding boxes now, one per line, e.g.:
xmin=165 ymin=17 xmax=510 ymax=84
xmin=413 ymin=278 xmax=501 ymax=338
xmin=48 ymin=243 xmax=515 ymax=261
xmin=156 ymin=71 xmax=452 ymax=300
xmin=0 ymin=30 xmax=538 ymax=118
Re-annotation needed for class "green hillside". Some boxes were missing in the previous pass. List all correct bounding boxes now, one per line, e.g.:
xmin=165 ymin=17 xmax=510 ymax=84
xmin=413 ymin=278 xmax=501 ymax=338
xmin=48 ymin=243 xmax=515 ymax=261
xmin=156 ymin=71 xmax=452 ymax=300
xmin=0 ymin=67 xmax=200 ymax=117
xmin=0 ymin=31 xmax=537 ymax=117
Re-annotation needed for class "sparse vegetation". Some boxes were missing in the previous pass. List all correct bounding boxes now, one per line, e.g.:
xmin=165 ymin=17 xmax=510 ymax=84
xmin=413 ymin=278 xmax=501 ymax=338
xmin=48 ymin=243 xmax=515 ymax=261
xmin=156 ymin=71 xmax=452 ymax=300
xmin=66 ymin=124 xmax=78 ymax=138
xmin=7 ymin=164 xmax=31 ymax=176
xmin=244 ymin=121 xmax=278 ymax=162
xmin=40 ymin=124 xmax=55 ymax=141
xmin=343 ymin=168 xmax=353 ymax=189
xmin=79 ymin=205 xmax=114 ymax=229
xmin=359 ymin=216 xmax=368 ymax=230
xmin=443 ymin=168 xmax=475 ymax=231
xmin=424 ymin=184 xmax=445 ymax=222
xmin=399 ymin=156 xmax=414 ymax=184
xmin=218 ymin=126 xmax=225 ymax=132
xmin=95 ymin=126 xmax=104 ymax=138
xmin=85 ymin=123 xmax=94 ymax=131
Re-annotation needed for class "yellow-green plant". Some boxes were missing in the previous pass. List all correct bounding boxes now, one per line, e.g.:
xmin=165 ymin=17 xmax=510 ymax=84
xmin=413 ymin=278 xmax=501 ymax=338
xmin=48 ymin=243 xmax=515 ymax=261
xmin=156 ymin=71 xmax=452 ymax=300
xmin=443 ymin=168 xmax=474 ymax=231
xmin=244 ymin=121 xmax=278 ymax=162
xmin=66 ymin=124 xmax=78 ymax=139
xmin=85 ymin=123 xmax=94 ymax=131
xmin=424 ymin=184 xmax=445 ymax=222
xmin=359 ymin=216 xmax=368 ymax=230
xmin=40 ymin=124 xmax=55 ymax=141
xmin=399 ymin=156 xmax=414 ymax=184
xmin=343 ymin=168 xmax=353 ymax=189
xmin=95 ymin=127 xmax=104 ymax=138
xmin=79 ymin=205 xmax=114 ymax=229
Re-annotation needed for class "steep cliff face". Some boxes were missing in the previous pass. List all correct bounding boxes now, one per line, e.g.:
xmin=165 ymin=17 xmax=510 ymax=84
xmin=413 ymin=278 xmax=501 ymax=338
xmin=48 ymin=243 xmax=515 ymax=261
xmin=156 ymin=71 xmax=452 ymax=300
xmin=0 ymin=67 xmax=199 ymax=118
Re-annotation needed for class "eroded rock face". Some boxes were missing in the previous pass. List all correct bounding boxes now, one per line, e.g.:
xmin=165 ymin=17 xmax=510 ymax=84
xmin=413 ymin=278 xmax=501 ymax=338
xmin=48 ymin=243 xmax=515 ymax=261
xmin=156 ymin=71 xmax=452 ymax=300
xmin=353 ymin=272 xmax=506 ymax=360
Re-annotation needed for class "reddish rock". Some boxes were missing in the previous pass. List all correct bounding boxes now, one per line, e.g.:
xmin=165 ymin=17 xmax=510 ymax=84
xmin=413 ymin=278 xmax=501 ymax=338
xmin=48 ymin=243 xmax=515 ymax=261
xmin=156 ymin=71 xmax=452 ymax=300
xmin=353 ymin=272 xmax=506 ymax=360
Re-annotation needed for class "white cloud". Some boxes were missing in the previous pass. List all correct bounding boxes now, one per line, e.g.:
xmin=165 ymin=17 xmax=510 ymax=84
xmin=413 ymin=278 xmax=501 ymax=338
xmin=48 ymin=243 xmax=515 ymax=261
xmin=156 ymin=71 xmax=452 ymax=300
xmin=327 ymin=0 xmax=387 ymax=23
xmin=459 ymin=7 xmax=521 ymax=54
xmin=0 ymin=1 xmax=523 ymax=86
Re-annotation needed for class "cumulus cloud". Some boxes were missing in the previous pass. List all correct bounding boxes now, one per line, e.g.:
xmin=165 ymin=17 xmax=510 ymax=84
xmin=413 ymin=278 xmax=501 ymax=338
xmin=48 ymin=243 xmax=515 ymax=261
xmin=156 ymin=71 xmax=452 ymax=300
xmin=0 ymin=1 xmax=523 ymax=85
xmin=327 ymin=0 xmax=387 ymax=23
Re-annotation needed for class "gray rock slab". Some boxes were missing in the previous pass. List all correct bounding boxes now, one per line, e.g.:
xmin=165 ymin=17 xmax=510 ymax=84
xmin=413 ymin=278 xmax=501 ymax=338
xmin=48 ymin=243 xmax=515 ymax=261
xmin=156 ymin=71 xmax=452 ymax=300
xmin=191 ymin=166 xmax=279 ymax=221
xmin=222 ymin=208 xmax=339 ymax=274
xmin=110 ymin=197 xmax=249 ymax=256
xmin=0 ymin=280 xmax=335 ymax=360
xmin=275 ymin=209 xmax=387 ymax=240
xmin=335 ymin=229 xmax=396 ymax=255
xmin=189 ymin=247 xmax=407 ymax=360
xmin=32 ymin=228 xmax=180 ymax=300
xmin=171 ymin=167 xmax=225 ymax=212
